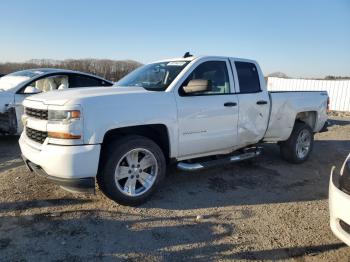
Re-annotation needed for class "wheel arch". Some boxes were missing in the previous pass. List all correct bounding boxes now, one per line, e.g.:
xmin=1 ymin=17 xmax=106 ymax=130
xmin=100 ymin=124 xmax=171 ymax=164
xmin=295 ymin=111 xmax=317 ymax=131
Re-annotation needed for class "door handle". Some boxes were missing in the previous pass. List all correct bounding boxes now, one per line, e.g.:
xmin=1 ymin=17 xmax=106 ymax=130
xmin=256 ymin=100 xmax=268 ymax=105
xmin=224 ymin=102 xmax=237 ymax=107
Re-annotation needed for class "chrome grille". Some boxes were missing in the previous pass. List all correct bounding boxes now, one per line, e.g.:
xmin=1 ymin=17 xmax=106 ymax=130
xmin=26 ymin=127 xmax=47 ymax=144
xmin=25 ymin=107 xmax=48 ymax=120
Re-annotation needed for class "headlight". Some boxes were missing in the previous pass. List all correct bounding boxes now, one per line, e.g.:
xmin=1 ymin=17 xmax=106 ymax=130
xmin=48 ymin=110 xmax=81 ymax=122
xmin=47 ymin=109 xmax=82 ymax=140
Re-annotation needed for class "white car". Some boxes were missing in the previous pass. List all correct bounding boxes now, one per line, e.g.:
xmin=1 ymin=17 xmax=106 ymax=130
xmin=0 ymin=68 xmax=113 ymax=135
xmin=19 ymin=55 xmax=328 ymax=205
xmin=329 ymin=153 xmax=350 ymax=246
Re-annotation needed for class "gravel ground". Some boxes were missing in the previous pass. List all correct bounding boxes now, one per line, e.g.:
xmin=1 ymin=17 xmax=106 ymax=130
xmin=0 ymin=116 xmax=349 ymax=261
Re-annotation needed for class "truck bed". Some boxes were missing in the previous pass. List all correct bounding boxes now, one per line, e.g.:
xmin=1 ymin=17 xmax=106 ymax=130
xmin=264 ymin=91 xmax=328 ymax=142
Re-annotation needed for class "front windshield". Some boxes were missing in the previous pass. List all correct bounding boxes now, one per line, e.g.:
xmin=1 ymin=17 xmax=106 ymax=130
xmin=115 ymin=61 xmax=189 ymax=91
xmin=0 ymin=70 xmax=44 ymax=91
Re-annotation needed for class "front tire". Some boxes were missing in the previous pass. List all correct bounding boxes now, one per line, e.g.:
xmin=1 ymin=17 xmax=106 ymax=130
xmin=279 ymin=122 xmax=314 ymax=164
xmin=97 ymin=135 xmax=166 ymax=206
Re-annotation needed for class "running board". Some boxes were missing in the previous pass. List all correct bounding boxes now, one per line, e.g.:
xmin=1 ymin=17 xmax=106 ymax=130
xmin=177 ymin=147 xmax=262 ymax=172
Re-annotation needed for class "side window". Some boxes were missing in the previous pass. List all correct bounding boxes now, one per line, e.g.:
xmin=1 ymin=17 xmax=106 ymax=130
xmin=235 ymin=62 xmax=261 ymax=93
xmin=180 ymin=61 xmax=230 ymax=96
xmin=24 ymin=75 xmax=69 ymax=93
xmin=69 ymin=75 xmax=103 ymax=88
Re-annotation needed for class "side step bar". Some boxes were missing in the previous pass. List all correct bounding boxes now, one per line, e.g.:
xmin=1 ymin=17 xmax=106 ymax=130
xmin=177 ymin=147 xmax=263 ymax=172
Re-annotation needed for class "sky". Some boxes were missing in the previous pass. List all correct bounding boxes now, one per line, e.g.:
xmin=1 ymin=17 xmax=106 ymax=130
xmin=1 ymin=0 xmax=349 ymax=78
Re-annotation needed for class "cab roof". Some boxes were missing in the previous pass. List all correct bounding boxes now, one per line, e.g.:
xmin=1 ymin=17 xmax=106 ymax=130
xmin=152 ymin=55 xmax=258 ymax=65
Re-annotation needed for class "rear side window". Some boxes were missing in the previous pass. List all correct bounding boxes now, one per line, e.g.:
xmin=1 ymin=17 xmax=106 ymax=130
xmin=69 ymin=75 xmax=105 ymax=88
xmin=235 ymin=62 xmax=261 ymax=93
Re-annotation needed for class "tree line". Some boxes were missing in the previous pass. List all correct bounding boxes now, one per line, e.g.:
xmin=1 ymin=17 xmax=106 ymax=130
xmin=2 ymin=60 xmax=349 ymax=81
xmin=267 ymin=72 xmax=350 ymax=80
xmin=0 ymin=59 xmax=143 ymax=82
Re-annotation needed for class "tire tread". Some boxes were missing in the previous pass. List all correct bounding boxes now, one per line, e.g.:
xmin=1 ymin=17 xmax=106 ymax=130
xmin=279 ymin=122 xmax=314 ymax=164
xmin=97 ymin=135 xmax=166 ymax=206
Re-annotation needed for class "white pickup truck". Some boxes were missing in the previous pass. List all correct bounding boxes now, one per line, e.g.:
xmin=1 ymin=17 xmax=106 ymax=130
xmin=19 ymin=55 xmax=328 ymax=205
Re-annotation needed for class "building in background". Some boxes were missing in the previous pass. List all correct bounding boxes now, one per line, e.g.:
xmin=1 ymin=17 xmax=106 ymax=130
xmin=267 ymin=77 xmax=350 ymax=112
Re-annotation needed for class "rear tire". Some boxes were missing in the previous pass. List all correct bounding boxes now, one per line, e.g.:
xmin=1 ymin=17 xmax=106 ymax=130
xmin=97 ymin=135 xmax=166 ymax=206
xmin=279 ymin=122 xmax=314 ymax=164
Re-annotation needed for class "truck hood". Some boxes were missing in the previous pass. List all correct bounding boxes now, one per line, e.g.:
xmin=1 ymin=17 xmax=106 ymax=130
xmin=0 ymin=90 xmax=14 ymax=113
xmin=25 ymin=86 xmax=148 ymax=106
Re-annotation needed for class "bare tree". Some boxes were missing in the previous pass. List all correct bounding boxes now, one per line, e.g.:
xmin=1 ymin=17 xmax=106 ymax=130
xmin=0 ymin=59 xmax=142 ymax=82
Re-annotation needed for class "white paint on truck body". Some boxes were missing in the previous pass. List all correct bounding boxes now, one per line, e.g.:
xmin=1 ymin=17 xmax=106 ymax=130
xmin=19 ymin=56 xmax=328 ymax=181
xmin=264 ymin=91 xmax=328 ymax=141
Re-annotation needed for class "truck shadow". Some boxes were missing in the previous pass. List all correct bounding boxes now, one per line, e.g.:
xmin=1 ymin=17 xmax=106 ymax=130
xmin=146 ymin=139 xmax=350 ymax=210
xmin=0 ymin=209 xmax=238 ymax=261
xmin=0 ymin=207 xmax=347 ymax=261
xmin=0 ymin=198 xmax=91 ymax=212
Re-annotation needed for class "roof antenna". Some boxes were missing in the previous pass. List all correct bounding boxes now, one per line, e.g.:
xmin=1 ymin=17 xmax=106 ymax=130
xmin=183 ymin=52 xmax=193 ymax=58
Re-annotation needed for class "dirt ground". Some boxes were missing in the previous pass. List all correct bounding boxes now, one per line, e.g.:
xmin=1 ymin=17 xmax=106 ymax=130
xmin=0 ymin=116 xmax=350 ymax=262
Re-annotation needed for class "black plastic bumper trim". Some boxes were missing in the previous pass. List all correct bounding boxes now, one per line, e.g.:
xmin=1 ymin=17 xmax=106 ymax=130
xmin=319 ymin=120 xmax=330 ymax=133
xmin=340 ymin=220 xmax=350 ymax=234
xmin=22 ymin=155 xmax=95 ymax=193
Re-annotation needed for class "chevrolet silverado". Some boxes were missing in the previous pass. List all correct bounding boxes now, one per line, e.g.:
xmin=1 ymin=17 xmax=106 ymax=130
xmin=19 ymin=55 xmax=328 ymax=205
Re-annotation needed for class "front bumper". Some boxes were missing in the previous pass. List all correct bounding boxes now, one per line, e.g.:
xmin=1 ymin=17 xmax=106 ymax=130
xmin=22 ymin=155 xmax=95 ymax=193
xmin=329 ymin=169 xmax=350 ymax=246
xmin=19 ymin=133 xmax=101 ymax=193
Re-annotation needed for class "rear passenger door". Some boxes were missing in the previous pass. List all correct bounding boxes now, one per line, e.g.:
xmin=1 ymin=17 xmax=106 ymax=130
xmin=230 ymin=59 xmax=270 ymax=147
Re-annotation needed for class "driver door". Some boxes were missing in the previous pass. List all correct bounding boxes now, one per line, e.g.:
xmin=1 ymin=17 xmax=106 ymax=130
xmin=175 ymin=59 xmax=239 ymax=158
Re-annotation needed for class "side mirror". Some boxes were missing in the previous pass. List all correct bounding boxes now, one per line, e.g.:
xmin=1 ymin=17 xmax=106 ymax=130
xmin=23 ymin=85 xmax=41 ymax=94
xmin=183 ymin=79 xmax=210 ymax=94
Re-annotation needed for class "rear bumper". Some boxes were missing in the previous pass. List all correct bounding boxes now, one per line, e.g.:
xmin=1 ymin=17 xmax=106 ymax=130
xmin=22 ymin=155 xmax=95 ymax=193
xmin=329 ymin=170 xmax=350 ymax=246
xmin=319 ymin=120 xmax=330 ymax=133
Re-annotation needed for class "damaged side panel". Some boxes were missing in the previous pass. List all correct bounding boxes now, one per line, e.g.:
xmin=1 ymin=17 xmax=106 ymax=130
xmin=0 ymin=107 xmax=17 ymax=134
